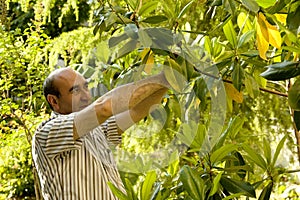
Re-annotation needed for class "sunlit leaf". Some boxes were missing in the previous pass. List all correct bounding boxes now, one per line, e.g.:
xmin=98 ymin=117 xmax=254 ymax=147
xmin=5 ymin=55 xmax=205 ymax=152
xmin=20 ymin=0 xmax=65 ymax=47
xmin=271 ymin=135 xmax=287 ymax=167
xmin=138 ymin=1 xmax=159 ymax=16
xmin=256 ymin=0 xmax=277 ymax=8
xmin=141 ymin=171 xmax=157 ymax=200
xmin=237 ymin=12 xmax=253 ymax=33
xmin=108 ymin=182 xmax=129 ymax=200
xmin=256 ymin=13 xmax=270 ymax=60
xmin=223 ymin=20 xmax=237 ymax=47
xmin=225 ymin=83 xmax=243 ymax=103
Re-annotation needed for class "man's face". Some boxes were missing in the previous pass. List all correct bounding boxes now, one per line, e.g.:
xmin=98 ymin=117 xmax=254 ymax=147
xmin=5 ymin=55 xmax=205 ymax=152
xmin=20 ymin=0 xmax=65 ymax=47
xmin=53 ymin=69 xmax=92 ymax=114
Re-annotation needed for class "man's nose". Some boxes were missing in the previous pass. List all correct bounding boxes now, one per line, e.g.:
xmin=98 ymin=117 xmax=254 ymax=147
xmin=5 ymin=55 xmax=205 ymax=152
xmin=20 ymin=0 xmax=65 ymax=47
xmin=80 ymin=89 xmax=91 ymax=101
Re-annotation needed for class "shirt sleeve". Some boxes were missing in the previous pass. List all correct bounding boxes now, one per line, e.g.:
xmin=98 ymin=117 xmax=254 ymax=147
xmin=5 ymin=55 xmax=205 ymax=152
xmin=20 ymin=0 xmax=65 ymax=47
xmin=101 ymin=116 xmax=122 ymax=145
xmin=36 ymin=113 xmax=82 ymax=158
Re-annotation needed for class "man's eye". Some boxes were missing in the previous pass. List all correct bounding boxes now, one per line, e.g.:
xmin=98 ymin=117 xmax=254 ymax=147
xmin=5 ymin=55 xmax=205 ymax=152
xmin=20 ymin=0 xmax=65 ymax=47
xmin=72 ymin=87 xmax=80 ymax=94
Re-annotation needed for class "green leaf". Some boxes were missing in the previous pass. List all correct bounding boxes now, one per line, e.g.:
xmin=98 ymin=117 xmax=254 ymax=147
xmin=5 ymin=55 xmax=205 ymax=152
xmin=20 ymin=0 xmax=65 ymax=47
xmin=142 ymin=15 xmax=168 ymax=24
xmin=237 ymin=30 xmax=255 ymax=48
xmin=177 ymin=1 xmax=194 ymax=19
xmin=242 ymin=144 xmax=267 ymax=170
xmin=256 ymin=0 xmax=277 ymax=8
xmin=108 ymin=182 xmax=129 ymax=200
xmin=124 ymin=178 xmax=138 ymax=200
xmin=294 ymin=111 xmax=300 ymax=131
xmin=223 ymin=0 xmax=236 ymax=14
xmin=260 ymin=61 xmax=300 ymax=81
xmin=287 ymin=5 xmax=300 ymax=32
xmin=241 ymin=0 xmax=259 ymax=12
xmin=179 ymin=166 xmax=206 ymax=200
xmin=258 ymin=182 xmax=273 ymax=200
xmin=271 ymin=135 xmax=287 ymax=167
xmin=232 ymin=63 xmax=244 ymax=91
xmin=288 ymin=79 xmax=300 ymax=110
xmin=138 ymin=1 xmax=159 ymax=16
xmin=223 ymin=20 xmax=237 ymax=47
xmin=267 ymin=0 xmax=287 ymax=14
xmin=211 ymin=144 xmax=238 ymax=164
xmin=141 ymin=171 xmax=157 ymax=200
xmin=220 ymin=176 xmax=256 ymax=198
xmin=138 ymin=29 xmax=152 ymax=47
xmin=117 ymin=39 xmax=138 ymax=58
xmin=125 ymin=24 xmax=139 ymax=39
xmin=209 ymin=172 xmax=223 ymax=197
xmin=109 ymin=33 xmax=129 ymax=48
xmin=263 ymin=138 xmax=272 ymax=165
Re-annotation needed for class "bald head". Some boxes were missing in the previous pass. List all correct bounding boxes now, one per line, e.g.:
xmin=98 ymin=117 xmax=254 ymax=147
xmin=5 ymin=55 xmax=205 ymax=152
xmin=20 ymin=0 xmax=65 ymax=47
xmin=43 ymin=67 xmax=91 ymax=113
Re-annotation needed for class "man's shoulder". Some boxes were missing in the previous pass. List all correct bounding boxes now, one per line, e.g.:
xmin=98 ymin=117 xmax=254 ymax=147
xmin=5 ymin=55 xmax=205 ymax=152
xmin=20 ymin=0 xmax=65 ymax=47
xmin=36 ymin=112 xmax=75 ymax=131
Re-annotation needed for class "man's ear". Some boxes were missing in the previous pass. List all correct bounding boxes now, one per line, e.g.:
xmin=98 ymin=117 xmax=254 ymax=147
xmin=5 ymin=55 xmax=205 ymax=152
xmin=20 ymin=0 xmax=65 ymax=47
xmin=47 ymin=94 xmax=59 ymax=111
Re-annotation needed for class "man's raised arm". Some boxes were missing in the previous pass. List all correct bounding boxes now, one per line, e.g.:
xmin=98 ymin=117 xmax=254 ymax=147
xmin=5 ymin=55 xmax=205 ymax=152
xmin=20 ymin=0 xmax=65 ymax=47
xmin=73 ymin=72 xmax=169 ymax=139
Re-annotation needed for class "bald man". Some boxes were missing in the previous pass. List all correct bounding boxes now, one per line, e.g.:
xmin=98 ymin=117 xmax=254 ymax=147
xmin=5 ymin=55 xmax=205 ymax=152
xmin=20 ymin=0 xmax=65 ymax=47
xmin=32 ymin=67 xmax=168 ymax=199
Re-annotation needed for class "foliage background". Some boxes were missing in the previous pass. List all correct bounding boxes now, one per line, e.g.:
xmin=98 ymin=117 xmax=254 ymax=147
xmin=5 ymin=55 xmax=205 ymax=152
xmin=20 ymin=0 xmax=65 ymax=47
xmin=1 ymin=0 xmax=300 ymax=199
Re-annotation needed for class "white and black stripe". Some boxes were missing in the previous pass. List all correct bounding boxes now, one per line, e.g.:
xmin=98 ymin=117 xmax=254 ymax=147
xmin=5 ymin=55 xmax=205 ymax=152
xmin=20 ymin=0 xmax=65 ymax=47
xmin=32 ymin=113 xmax=124 ymax=200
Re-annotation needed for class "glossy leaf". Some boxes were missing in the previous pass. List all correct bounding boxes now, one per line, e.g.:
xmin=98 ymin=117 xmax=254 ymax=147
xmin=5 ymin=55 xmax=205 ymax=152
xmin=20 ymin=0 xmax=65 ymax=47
xmin=210 ymin=144 xmax=238 ymax=164
xmin=220 ymin=176 xmax=256 ymax=198
xmin=223 ymin=20 xmax=237 ymax=48
xmin=260 ymin=61 xmax=300 ymax=81
xmin=179 ymin=165 xmax=206 ymax=200
xmin=232 ymin=63 xmax=244 ymax=92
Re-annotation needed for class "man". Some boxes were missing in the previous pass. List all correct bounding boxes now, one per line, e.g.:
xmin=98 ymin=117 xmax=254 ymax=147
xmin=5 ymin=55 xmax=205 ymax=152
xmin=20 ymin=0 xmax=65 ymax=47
xmin=32 ymin=67 xmax=169 ymax=199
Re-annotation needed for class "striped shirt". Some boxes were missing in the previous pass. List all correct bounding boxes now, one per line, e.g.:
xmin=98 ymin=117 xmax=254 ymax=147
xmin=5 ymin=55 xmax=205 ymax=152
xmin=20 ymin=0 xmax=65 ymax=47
xmin=32 ymin=112 xmax=125 ymax=200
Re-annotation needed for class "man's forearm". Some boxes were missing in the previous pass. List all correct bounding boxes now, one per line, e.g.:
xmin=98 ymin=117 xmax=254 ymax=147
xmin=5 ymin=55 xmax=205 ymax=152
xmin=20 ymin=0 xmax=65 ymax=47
xmin=73 ymin=72 xmax=169 ymax=139
xmin=98 ymin=72 xmax=169 ymax=116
